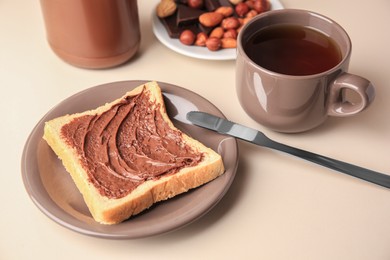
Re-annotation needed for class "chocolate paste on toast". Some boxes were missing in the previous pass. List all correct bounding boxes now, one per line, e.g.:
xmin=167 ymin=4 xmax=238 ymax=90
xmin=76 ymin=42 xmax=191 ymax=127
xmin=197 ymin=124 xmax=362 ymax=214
xmin=61 ymin=87 xmax=203 ymax=199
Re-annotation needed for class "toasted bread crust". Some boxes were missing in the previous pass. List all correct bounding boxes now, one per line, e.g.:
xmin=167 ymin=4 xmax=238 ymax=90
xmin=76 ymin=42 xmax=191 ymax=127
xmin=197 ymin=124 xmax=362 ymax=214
xmin=43 ymin=82 xmax=224 ymax=224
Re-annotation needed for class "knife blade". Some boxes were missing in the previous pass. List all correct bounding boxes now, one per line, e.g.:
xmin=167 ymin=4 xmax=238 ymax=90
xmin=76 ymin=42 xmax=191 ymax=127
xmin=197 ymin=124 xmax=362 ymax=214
xmin=187 ymin=111 xmax=390 ymax=189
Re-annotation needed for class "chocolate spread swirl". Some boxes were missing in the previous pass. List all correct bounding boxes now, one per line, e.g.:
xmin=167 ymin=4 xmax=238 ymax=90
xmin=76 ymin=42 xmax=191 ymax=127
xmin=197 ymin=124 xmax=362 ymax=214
xmin=61 ymin=87 xmax=203 ymax=199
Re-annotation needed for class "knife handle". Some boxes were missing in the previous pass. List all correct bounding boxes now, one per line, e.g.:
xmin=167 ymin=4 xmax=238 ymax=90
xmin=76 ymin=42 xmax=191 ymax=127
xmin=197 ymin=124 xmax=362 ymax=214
xmin=263 ymin=138 xmax=390 ymax=189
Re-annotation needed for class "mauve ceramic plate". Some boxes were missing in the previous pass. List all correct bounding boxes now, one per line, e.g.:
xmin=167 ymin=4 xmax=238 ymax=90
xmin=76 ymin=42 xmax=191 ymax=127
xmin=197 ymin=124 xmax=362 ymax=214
xmin=152 ymin=0 xmax=284 ymax=60
xmin=21 ymin=81 xmax=238 ymax=239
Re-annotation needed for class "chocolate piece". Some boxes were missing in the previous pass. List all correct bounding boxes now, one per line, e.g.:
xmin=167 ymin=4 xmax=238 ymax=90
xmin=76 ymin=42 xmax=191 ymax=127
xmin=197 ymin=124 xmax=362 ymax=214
xmin=160 ymin=14 xmax=181 ymax=38
xmin=218 ymin=0 xmax=233 ymax=7
xmin=204 ymin=0 xmax=221 ymax=11
xmin=160 ymin=1 xmax=234 ymax=39
xmin=160 ymin=13 xmax=199 ymax=38
xmin=198 ymin=23 xmax=213 ymax=35
xmin=177 ymin=4 xmax=205 ymax=26
xmin=160 ymin=6 xmax=200 ymax=38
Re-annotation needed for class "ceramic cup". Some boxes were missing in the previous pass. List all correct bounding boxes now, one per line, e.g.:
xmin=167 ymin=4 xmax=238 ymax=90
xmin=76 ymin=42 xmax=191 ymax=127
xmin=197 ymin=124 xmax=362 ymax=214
xmin=236 ymin=9 xmax=375 ymax=133
xmin=40 ymin=0 xmax=140 ymax=69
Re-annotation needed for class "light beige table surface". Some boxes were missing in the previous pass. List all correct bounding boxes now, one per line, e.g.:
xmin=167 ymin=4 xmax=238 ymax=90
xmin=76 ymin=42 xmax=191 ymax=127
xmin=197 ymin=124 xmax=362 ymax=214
xmin=1 ymin=0 xmax=390 ymax=259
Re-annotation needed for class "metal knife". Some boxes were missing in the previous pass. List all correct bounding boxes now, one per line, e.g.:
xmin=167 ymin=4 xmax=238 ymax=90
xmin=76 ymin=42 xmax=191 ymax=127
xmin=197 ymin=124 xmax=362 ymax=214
xmin=187 ymin=111 xmax=390 ymax=189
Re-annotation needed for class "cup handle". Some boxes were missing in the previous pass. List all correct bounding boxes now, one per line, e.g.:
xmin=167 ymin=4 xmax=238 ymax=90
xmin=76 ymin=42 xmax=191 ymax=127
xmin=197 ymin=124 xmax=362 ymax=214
xmin=328 ymin=73 xmax=375 ymax=117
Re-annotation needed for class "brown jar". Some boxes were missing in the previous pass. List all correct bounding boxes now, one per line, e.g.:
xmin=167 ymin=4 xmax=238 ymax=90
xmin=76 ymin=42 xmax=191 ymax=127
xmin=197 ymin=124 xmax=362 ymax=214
xmin=40 ymin=0 xmax=140 ymax=69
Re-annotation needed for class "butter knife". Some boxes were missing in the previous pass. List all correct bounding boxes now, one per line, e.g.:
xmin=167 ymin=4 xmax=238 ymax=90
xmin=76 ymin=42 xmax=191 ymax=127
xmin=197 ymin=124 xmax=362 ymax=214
xmin=187 ymin=111 xmax=390 ymax=189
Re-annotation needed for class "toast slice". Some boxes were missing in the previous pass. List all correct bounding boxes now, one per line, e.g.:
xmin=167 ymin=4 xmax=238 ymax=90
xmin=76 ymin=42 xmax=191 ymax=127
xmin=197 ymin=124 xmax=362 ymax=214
xmin=43 ymin=81 xmax=224 ymax=224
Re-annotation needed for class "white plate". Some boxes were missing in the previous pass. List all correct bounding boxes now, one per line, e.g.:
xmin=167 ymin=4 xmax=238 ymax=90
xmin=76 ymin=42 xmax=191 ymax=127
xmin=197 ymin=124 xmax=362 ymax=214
xmin=152 ymin=0 xmax=284 ymax=60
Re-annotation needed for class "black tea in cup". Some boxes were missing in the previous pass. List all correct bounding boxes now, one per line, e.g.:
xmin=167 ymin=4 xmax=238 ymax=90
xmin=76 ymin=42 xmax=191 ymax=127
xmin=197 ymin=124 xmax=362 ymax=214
xmin=244 ymin=24 xmax=342 ymax=76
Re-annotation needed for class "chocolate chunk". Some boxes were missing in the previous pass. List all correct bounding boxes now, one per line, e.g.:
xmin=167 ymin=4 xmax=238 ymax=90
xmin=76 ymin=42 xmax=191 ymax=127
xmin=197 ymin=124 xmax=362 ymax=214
xmin=177 ymin=4 xmax=205 ymax=26
xmin=218 ymin=0 xmax=233 ymax=7
xmin=198 ymin=23 xmax=213 ymax=35
xmin=160 ymin=14 xmax=181 ymax=38
xmin=204 ymin=0 xmax=221 ymax=11
xmin=160 ymin=14 xmax=199 ymax=38
xmin=160 ymin=1 xmax=235 ymax=39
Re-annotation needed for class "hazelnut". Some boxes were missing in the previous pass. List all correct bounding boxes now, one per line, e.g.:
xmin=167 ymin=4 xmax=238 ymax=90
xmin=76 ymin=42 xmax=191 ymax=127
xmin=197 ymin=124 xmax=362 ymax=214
xmin=188 ymin=0 xmax=204 ymax=9
xmin=206 ymin=37 xmax=222 ymax=51
xmin=246 ymin=9 xmax=258 ymax=19
xmin=223 ymin=29 xmax=238 ymax=39
xmin=221 ymin=17 xmax=240 ymax=30
xmin=245 ymin=0 xmax=255 ymax=10
xmin=156 ymin=0 xmax=177 ymax=18
xmin=253 ymin=0 xmax=270 ymax=13
xmin=195 ymin=32 xmax=208 ymax=46
xmin=199 ymin=12 xmax=224 ymax=27
xmin=235 ymin=2 xmax=249 ymax=17
xmin=210 ymin=27 xmax=224 ymax=39
xmin=239 ymin=17 xmax=252 ymax=26
xmin=215 ymin=6 xmax=234 ymax=17
xmin=179 ymin=30 xmax=196 ymax=45
xmin=221 ymin=38 xmax=237 ymax=49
